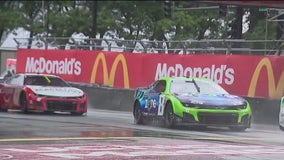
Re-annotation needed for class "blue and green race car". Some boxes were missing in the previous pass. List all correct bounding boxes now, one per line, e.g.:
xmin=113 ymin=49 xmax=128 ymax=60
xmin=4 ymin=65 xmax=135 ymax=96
xmin=133 ymin=77 xmax=252 ymax=131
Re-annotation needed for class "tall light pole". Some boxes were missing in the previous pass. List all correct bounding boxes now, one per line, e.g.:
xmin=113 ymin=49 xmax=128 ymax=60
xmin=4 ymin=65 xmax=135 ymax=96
xmin=42 ymin=0 xmax=44 ymax=28
xmin=265 ymin=9 xmax=269 ymax=55
xmin=164 ymin=0 xmax=173 ymax=18
xmin=92 ymin=0 xmax=98 ymax=38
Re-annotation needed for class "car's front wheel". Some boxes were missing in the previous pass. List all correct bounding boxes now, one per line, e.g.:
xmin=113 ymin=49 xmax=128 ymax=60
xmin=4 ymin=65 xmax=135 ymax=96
xmin=229 ymin=126 xmax=247 ymax=132
xmin=133 ymin=101 xmax=144 ymax=124
xmin=44 ymin=111 xmax=54 ymax=114
xmin=20 ymin=93 xmax=28 ymax=114
xmin=164 ymin=102 xmax=176 ymax=128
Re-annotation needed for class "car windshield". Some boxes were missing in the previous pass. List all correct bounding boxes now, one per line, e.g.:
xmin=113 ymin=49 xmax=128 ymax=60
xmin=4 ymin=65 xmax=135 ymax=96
xmin=24 ymin=75 xmax=70 ymax=87
xmin=169 ymin=79 xmax=228 ymax=95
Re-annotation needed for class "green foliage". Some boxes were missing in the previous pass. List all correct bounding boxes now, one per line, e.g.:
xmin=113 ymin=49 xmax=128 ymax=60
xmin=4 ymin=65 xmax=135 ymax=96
xmin=244 ymin=20 xmax=276 ymax=40
xmin=172 ymin=11 xmax=196 ymax=40
xmin=103 ymin=1 xmax=166 ymax=40
xmin=97 ymin=1 xmax=117 ymax=38
xmin=0 ymin=1 xmax=25 ymax=30
xmin=49 ymin=8 xmax=92 ymax=37
xmin=0 ymin=0 xmax=280 ymax=46
xmin=243 ymin=19 xmax=277 ymax=51
xmin=18 ymin=1 xmax=45 ymax=33
xmin=0 ymin=10 xmax=25 ymax=30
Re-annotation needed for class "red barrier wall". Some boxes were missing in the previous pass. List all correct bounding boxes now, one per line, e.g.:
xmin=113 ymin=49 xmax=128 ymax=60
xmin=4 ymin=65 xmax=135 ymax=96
xmin=16 ymin=49 xmax=284 ymax=99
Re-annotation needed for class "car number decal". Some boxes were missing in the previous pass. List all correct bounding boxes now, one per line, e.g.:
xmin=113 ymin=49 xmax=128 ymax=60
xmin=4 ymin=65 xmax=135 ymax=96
xmin=157 ymin=95 xmax=166 ymax=116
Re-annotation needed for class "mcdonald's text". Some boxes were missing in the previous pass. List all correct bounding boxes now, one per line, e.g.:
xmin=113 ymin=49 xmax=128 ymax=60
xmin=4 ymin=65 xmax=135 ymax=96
xmin=25 ymin=57 xmax=81 ymax=75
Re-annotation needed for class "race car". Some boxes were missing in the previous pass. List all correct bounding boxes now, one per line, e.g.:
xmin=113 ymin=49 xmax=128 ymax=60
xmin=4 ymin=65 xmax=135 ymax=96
xmin=133 ymin=77 xmax=252 ymax=131
xmin=279 ymin=96 xmax=284 ymax=131
xmin=0 ymin=73 xmax=87 ymax=115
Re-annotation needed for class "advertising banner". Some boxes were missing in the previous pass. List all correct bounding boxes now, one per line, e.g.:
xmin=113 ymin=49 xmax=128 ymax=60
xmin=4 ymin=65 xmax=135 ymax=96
xmin=16 ymin=49 xmax=284 ymax=99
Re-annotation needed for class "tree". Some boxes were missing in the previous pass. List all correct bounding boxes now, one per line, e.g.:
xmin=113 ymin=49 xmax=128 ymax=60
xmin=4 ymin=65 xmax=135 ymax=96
xmin=0 ymin=0 xmax=282 ymax=51
xmin=95 ymin=1 xmax=169 ymax=52
xmin=48 ymin=2 xmax=92 ymax=37
xmin=17 ymin=1 xmax=47 ymax=48
xmin=0 ymin=1 xmax=25 ymax=45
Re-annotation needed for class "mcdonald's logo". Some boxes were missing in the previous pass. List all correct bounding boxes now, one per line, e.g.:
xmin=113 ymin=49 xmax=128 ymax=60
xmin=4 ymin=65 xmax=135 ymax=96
xmin=90 ymin=52 xmax=130 ymax=88
xmin=248 ymin=57 xmax=284 ymax=99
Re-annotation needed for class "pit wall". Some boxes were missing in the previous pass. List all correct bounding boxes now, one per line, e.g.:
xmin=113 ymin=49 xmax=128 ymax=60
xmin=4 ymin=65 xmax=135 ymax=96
xmin=70 ymin=83 xmax=280 ymax=125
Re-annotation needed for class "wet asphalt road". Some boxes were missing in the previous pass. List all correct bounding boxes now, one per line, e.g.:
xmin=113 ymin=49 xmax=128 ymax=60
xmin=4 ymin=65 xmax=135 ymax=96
xmin=0 ymin=108 xmax=283 ymax=160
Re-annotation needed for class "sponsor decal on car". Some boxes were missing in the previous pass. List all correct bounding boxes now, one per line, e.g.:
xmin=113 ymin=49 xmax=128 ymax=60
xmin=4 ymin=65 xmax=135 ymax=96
xmin=30 ymin=86 xmax=83 ymax=97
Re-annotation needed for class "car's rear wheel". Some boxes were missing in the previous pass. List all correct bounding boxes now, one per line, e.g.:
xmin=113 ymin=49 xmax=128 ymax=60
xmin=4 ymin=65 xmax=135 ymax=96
xmin=133 ymin=101 xmax=144 ymax=124
xmin=0 ymin=107 xmax=7 ymax=112
xmin=20 ymin=93 xmax=28 ymax=114
xmin=164 ymin=102 xmax=176 ymax=128
xmin=229 ymin=126 xmax=247 ymax=132
xmin=280 ymin=125 xmax=284 ymax=131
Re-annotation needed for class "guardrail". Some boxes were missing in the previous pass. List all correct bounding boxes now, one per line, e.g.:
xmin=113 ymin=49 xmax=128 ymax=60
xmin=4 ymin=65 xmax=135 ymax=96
xmin=14 ymin=37 xmax=284 ymax=55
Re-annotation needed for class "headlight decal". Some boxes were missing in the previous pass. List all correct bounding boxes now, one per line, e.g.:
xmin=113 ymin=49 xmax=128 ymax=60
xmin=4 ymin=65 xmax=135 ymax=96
xmin=181 ymin=103 xmax=247 ymax=110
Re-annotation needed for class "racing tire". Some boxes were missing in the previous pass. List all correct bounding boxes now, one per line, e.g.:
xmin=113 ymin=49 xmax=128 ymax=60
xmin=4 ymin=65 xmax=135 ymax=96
xmin=193 ymin=126 xmax=207 ymax=130
xmin=280 ymin=125 xmax=284 ymax=131
xmin=71 ymin=112 xmax=84 ymax=116
xmin=164 ymin=102 xmax=176 ymax=128
xmin=0 ymin=99 xmax=7 ymax=112
xmin=133 ymin=101 xmax=144 ymax=125
xmin=44 ymin=111 xmax=54 ymax=114
xmin=229 ymin=126 xmax=247 ymax=132
xmin=20 ymin=93 xmax=28 ymax=114
xmin=0 ymin=107 xmax=8 ymax=112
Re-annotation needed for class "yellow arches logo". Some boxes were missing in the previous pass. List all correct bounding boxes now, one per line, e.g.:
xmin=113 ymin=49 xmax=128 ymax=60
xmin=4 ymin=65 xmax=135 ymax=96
xmin=90 ymin=52 xmax=130 ymax=88
xmin=248 ymin=57 xmax=284 ymax=99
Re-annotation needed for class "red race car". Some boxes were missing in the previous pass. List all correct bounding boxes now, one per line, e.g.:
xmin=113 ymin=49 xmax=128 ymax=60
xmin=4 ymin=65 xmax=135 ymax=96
xmin=0 ymin=73 xmax=87 ymax=115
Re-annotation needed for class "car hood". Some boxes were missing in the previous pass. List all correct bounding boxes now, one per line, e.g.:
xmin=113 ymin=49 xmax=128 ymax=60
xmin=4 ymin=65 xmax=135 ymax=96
xmin=28 ymin=85 xmax=84 ymax=97
xmin=175 ymin=93 xmax=246 ymax=106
